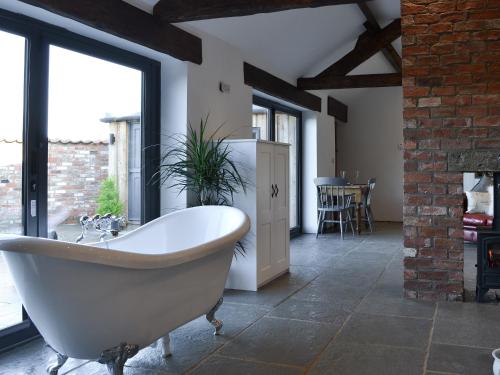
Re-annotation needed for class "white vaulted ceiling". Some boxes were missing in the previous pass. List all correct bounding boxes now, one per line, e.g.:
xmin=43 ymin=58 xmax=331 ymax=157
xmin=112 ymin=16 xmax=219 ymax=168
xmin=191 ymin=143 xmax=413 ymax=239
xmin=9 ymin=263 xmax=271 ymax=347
xmin=123 ymin=0 xmax=401 ymax=84
xmin=182 ymin=0 xmax=401 ymax=79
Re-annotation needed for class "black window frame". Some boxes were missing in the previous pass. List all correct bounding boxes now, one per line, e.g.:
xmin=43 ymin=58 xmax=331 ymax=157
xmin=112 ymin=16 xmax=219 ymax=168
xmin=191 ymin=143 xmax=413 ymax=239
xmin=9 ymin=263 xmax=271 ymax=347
xmin=252 ymin=95 xmax=303 ymax=237
xmin=0 ymin=8 xmax=161 ymax=352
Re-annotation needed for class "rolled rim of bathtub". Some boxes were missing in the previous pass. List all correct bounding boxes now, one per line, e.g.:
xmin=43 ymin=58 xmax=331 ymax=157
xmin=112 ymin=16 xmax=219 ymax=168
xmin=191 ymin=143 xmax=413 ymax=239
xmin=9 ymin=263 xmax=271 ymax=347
xmin=493 ymin=348 xmax=500 ymax=360
xmin=0 ymin=206 xmax=250 ymax=270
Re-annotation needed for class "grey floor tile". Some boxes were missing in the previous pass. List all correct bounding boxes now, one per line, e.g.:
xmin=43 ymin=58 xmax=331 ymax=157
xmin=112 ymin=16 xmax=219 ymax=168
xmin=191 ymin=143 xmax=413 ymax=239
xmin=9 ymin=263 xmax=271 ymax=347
xmin=172 ymin=302 xmax=271 ymax=340
xmin=345 ymin=250 xmax=396 ymax=262
xmin=290 ymin=283 xmax=366 ymax=312
xmin=268 ymin=298 xmax=350 ymax=325
xmin=224 ymin=265 xmax=323 ymax=307
xmin=433 ymin=302 xmax=500 ymax=348
xmin=309 ymin=342 xmax=425 ymax=375
xmin=219 ymin=316 xmax=339 ymax=367
xmin=356 ymin=290 xmax=436 ymax=319
xmin=126 ymin=302 xmax=270 ymax=375
xmin=188 ymin=355 xmax=303 ymax=375
xmin=336 ymin=313 xmax=432 ymax=350
xmin=126 ymin=340 xmax=213 ymax=375
xmin=63 ymin=361 xmax=108 ymax=375
xmin=427 ymin=343 xmax=493 ymax=375
xmin=0 ymin=340 xmax=49 ymax=375
xmin=371 ymin=268 xmax=405 ymax=299
xmin=290 ymin=249 xmax=343 ymax=268
xmin=65 ymin=361 xmax=171 ymax=374
xmin=311 ymin=270 xmax=381 ymax=289
xmin=0 ymin=339 xmax=86 ymax=375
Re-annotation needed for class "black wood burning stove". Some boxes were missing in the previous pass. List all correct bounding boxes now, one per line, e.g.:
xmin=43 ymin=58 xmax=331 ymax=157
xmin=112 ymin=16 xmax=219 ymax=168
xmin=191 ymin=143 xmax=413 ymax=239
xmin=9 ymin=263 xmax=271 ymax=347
xmin=477 ymin=231 xmax=500 ymax=301
xmin=476 ymin=172 xmax=500 ymax=302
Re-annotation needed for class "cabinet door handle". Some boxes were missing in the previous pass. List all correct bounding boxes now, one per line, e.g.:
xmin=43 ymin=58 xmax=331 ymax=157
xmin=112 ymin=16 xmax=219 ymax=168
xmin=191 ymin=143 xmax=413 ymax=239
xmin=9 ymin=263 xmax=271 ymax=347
xmin=275 ymin=185 xmax=279 ymax=197
xmin=271 ymin=184 xmax=275 ymax=198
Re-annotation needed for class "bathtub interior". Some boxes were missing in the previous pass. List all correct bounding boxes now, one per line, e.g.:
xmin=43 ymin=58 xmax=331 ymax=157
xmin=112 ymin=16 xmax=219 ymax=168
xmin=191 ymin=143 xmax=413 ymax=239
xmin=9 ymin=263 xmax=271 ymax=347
xmin=94 ymin=206 xmax=246 ymax=255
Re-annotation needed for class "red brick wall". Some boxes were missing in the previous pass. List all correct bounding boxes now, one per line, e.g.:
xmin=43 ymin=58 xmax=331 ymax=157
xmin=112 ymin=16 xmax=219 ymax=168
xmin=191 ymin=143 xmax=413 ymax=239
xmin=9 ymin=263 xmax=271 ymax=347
xmin=48 ymin=141 xmax=108 ymax=224
xmin=402 ymin=0 xmax=500 ymax=300
xmin=0 ymin=140 xmax=108 ymax=232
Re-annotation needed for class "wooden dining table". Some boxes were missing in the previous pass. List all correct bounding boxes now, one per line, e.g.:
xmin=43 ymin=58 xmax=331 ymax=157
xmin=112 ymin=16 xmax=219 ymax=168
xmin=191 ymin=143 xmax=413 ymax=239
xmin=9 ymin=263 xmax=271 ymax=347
xmin=343 ymin=184 xmax=369 ymax=234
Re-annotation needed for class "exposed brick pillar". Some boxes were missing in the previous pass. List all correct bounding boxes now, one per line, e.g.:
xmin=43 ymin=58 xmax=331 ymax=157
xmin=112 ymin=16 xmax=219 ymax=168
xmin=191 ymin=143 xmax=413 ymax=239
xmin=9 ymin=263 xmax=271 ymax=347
xmin=402 ymin=0 xmax=500 ymax=301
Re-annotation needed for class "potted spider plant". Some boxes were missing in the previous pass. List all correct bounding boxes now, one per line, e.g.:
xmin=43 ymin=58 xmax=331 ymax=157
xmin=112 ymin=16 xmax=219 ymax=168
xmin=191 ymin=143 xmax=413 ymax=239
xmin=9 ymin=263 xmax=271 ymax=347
xmin=155 ymin=116 xmax=247 ymax=206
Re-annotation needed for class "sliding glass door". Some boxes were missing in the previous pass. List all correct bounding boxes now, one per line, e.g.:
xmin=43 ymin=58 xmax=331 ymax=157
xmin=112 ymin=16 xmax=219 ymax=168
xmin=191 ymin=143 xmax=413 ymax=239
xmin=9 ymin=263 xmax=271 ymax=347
xmin=47 ymin=45 xmax=143 ymax=243
xmin=252 ymin=97 xmax=302 ymax=235
xmin=0 ymin=30 xmax=26 ymax=333
xmin=275 ymin=111 xmax=299 ymax=230
xmin=0 ymin=9 xmax=160 ymax=351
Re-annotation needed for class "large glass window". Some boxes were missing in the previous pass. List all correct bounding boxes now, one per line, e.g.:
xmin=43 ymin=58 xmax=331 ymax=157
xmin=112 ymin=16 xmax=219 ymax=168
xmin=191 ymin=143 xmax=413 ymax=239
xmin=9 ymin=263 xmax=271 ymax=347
xmin=252 ymin=97 xmax=302 ymax=234
xmin=47 ymin=46 xmax=143 ymax=243
xmin=251 ymin=104 xmax=270 ymax=141
xmin=275 ymin=111 xmax=299 ymax=229
xmin=0 ymin=30 xmax=25 ymax=331
xmin=0 ymin=10 xmax=160 ymax=350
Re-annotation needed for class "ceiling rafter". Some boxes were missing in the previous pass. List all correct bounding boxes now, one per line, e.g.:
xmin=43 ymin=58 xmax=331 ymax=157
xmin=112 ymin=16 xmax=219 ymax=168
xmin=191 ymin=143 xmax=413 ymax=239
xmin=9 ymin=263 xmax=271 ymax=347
xmin=297 ymin=18 xmax=401 ymax=90
xmin=298 ymin=73 xmax=402 ymax=90
xmin=153 ymin=0 xmax=372 ymax=23
xmin=316 ymin=18 xmax=401 ymax=78
xmin=18 ymin=0 xmax=203 ymax=64
xmin=357 ymin=3 xmax=401 ymax=72
xmin=244 ymin=62 xmax=322 ymax=112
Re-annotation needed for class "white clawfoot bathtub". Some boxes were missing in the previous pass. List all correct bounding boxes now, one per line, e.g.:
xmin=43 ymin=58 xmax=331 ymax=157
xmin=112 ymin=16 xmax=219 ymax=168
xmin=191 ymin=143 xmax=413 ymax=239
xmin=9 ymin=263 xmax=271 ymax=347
xmin=0 ymin=206 xmax=250 ymax=375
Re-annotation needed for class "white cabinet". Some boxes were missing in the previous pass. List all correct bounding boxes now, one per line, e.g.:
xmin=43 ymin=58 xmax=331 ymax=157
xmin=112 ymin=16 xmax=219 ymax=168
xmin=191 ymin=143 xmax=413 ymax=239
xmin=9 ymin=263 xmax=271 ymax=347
xmin=224 ymin=140 xmax=290 ymax=291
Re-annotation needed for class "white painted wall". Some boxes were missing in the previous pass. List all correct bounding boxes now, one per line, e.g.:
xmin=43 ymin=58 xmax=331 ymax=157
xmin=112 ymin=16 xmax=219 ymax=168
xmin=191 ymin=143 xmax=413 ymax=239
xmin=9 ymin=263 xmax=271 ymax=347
xmin=463 ymin=173 xmax=479 ymax=192
xmin=302 ymin=112 xmax=319 ymax=234
xmin=184 ymin=29 xmax=253 ymax=139
xmin=301 ymin=94 xmax=336 ymax=233
xmin=161 ymin=59 xmax=189 ymax=214
xmin=335 ymin=87 xmax=404 ymax=222
xmin=316 ymin=101 xmax=336 ymax=177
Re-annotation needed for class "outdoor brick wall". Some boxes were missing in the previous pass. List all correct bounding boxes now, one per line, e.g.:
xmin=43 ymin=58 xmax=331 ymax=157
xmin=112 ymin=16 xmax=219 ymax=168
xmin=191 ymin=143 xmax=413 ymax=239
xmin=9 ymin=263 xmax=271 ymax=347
xmin=0 ymin=162 xmax=22 ymax=232
xmin=0 ymin=140 xmax=108 ymax=231
xmin=48 ymin=141 xmax=108 ymax=224
xmin=402 ymin=0 xmax=500 ymax=300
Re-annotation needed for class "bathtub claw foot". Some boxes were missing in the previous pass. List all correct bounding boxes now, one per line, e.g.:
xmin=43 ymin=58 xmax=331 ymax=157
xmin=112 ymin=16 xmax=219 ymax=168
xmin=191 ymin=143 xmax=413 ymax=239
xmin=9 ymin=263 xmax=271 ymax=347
xmin=98 ymin=343 xmax=139 ymax=375
xmin=46 ymin=352 xmax=68 ymax=375
xmin=206 ymin=297 xmax=223 ymax=335
xmin=159 ymin=335 xmax=172 ymax=358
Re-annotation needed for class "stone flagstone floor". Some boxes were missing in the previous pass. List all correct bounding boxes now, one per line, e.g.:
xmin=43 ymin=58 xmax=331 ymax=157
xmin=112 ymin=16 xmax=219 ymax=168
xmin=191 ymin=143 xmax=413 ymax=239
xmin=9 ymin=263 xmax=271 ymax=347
xmin=0 ymin=223 xmax=499 ymax=374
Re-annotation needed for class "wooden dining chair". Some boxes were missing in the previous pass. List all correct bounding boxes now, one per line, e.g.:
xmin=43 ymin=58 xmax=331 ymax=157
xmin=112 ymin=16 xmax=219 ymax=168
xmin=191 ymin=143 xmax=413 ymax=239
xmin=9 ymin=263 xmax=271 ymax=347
xmin=314 ymin=177 xmax=355 ymax=240
xmin=361 ymin=178 xmax=376 ymax=232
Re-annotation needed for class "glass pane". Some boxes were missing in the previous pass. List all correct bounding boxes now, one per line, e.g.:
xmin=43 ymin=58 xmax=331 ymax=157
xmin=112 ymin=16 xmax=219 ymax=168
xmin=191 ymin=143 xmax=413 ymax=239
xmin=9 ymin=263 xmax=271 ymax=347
xmin=487 ymin=243 xmax=500 ymax=269
xmin=0 ymin=30 xmax=25 ymax=330
xmin=47 ymin=45 xmax=142 ymax=244
xmin=275 ymin=111 xmax=298 ymax=229
xmin=252 ymin=104 xmax=269 ymax=140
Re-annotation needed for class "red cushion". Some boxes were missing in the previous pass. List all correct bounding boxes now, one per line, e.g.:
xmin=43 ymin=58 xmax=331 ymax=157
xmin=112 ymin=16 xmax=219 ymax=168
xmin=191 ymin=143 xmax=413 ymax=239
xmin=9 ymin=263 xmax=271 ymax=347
xmin=464 ymin=214 xmax=489 ymax=226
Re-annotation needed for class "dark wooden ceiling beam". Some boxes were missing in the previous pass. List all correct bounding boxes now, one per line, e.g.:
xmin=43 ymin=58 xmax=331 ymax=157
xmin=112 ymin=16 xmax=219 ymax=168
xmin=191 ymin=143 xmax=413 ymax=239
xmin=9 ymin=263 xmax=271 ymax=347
xmin=328 ymin=96 xmax=348 ymax=122
xmin=357 ymin=3 xmax=401 ymax=72
xmin=315 ymin=18 xmax=401 ymax=78
xmin=244 ymin=63 xmax=322 ymax=112
xmin=18 ymin=0 xmax=202 ymax=64
xmin=298 ymin=73 xmax=402 ymax=90
xmin=154 ymin=0 xmax=372 ymax=23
